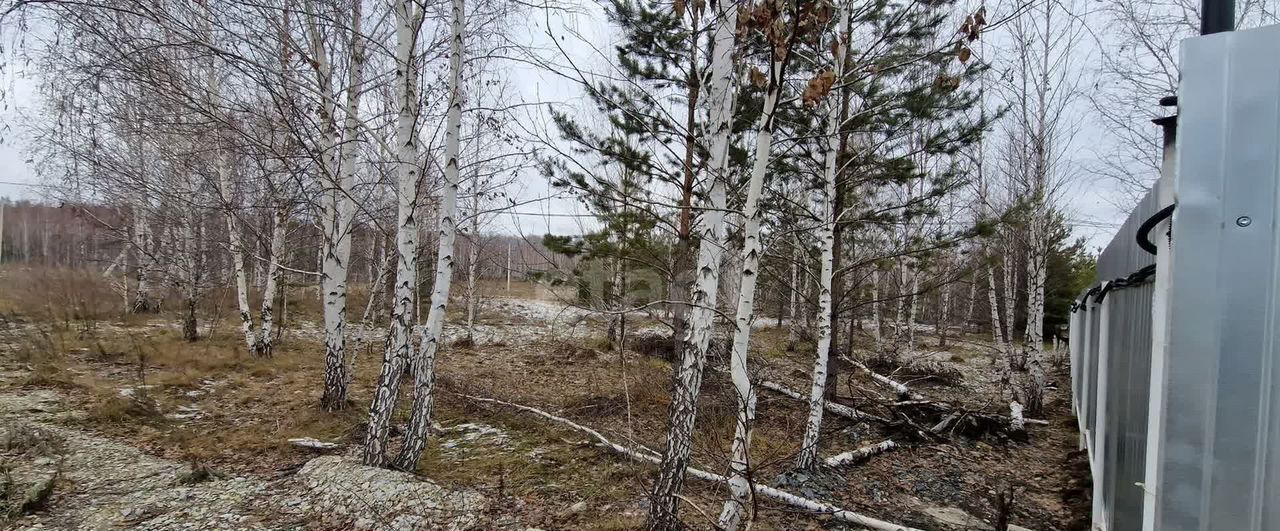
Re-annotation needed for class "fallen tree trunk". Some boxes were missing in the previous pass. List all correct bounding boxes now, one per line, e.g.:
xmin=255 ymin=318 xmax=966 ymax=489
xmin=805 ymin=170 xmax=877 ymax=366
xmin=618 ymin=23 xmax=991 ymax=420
xmin=846 ymin=358 xmax=923 ymax=400
xmin=824 ymin=440 xmax=897 ymax=468
xmin=853 ymin=358 xmax=1049 ymax=433
xmin=1009 ymin=401 xmax=1026 ymax=437
xmin=456 ymin=392 xmax=923 ymax=531
xmin=289 ymin=438 xmax=342 ymax=450
xmin=758 ymin=379 xmax=889 ymax=423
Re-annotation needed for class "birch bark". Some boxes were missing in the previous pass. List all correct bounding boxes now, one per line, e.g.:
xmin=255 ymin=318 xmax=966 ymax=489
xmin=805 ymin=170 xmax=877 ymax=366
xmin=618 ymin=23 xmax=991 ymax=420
xmin=786 ymin=240 xmax=801 ymax=349
xmin=259 ymin=199 xmax=287 ymax=357
xmin=207 ymin=41 xmax=259 ymax=356
xmin=392 ymin=0 xmax=463 ymax=471
xmin=796 ymin=15 xmax=850 ymax=468
xmin=718 ymin=52 xmax=788 ymax=530
xmin=319 ymin=0 xmax=366 ymax=410
xmin=646 ymin=3 xmax=737 ymax=527
xmin=363 ymin=0 xmax=425 ymax=467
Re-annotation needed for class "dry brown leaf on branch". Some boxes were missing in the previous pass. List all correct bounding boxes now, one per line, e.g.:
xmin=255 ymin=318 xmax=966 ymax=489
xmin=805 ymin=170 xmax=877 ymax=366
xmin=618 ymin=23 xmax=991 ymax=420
xmin=957 ymin=43 xmax=972 ymax=63
xmin=674 ymin=0 xmax=686 ymax=19
xmin=934 ymin=73 xmax=961 ymax=91
xmin=749 ymin=66 xmax=768 ymax=87
xmin=803 ymin=69 xmax=836 ymax=107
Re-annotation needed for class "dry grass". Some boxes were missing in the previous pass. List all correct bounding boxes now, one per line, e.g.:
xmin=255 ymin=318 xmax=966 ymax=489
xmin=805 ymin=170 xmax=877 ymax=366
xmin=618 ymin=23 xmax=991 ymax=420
xmin=0 ymin=267 xmax=1086 ymax=529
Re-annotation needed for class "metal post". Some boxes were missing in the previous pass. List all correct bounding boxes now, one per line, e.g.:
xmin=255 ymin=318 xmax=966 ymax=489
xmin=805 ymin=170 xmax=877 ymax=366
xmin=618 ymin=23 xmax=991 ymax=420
xmin=1201 ymin=0 xmax=1235 ymax=35
xmin=1142 ymin=113 xmax=1178 ymax=531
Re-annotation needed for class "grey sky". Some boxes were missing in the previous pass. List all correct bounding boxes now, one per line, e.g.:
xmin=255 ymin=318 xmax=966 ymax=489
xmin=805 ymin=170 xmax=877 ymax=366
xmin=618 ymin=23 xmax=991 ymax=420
xmin=0 ymin=0 xmax=1151 ymax=252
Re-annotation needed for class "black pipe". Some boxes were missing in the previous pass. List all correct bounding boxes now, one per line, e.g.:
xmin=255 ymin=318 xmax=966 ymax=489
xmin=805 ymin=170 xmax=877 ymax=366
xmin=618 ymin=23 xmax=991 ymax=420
xmin=1137 ymin=204 xmax=1176 ymax=255
xmin=1202 ymin=0 xmax=1235 ymax=34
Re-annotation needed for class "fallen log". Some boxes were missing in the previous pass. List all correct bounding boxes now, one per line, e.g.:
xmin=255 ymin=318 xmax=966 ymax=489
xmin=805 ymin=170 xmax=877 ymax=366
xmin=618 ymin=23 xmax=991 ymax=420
xmin=930 ymin=413 xmax=960 ymax=434
xmin=1008 ymin=401 xmax=1027 ymax=439
xmin=288 ymin=438 xmax=341 ymax=450
xmin=824 ymin=440 xmax=897 ymax=468
xmin=845 ymin=357 xmax=924 ymax=401
xmin=457 ymin=392 xmax=923 ymax=531
xmin=758 ymin=379 xmax=890 ymax=423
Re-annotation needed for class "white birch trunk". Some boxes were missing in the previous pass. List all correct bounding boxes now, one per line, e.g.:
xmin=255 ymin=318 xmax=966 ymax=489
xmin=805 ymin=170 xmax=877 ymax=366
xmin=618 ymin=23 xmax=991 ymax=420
xmin=787 ymin=240 xmax=800 ymax=348
xmin=392 ymin=0 xmax=463 ymax=471
xmin=209 ymin=105 xmax=258 ymax=355
xmin=319 ymin=0 xmax=366 ymax=410
xmin=718 ymin=54 xmax=787 ymax=530
xmin=647 ymin=4 xmax=737 ymax=528
xmin=465 ymin=194 xmax=480 ymax=342
xmin=180 ymin=207 xmax=202 ymax=341
xmin=259 ymin=200 xmax=287 ymax=357
xmin=361 ymin=0 xmax=423 ymax=467
xmin=987 ymin=263 xmax=1006 ymax=360
xmin=758 ymin=378 xmax=884 ymax=422
xmin=894 ymin=258 xmax=906 ymax=342
xmin=796 ymin=36 xmax=848 ymax=468
xmin=219 ymin=175 xmax=258 ymax=356
xmin=825 ymin=440 xmax=897 ymax=468
xmin=1001 ymin=244 xmax=1016 ymax=356
xmin=871 ymin=268 xmax=882 ymax=348
xmin=906 ymin=265 xmax=918 ymax=353
xmin=1024 ymin=212 xmax=1048 ymax=413
xmin=939 ymin=283 xmax=951 ymax=347
xmin=131 ymin=203 xmax=156 ymax=313
xmin=965 ymin=277 xmax=976 ymax=331
xmin=202 ymin=6 xmax=257 ymax=355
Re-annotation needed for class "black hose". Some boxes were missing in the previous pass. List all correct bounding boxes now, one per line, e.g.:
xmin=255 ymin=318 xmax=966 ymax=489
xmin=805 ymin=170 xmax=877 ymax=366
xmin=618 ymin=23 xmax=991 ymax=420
xmin=1137 ymin=204 xmax=1176 ymax=255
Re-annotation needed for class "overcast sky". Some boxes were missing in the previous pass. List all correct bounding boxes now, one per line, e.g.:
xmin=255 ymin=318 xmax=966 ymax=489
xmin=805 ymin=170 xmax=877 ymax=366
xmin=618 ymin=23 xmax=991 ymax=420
xmin=0 ymin=0 xmax=1149 ymax=252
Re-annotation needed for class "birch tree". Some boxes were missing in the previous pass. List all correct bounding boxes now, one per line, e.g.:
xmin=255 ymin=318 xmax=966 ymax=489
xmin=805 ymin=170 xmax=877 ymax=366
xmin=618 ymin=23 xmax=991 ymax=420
xmin=304 ymin=0 xmax=370 ymax=411
xmin=646 ymin=0 xmax=736 ymax=526
xmin=362 ymin=0 xmax=426 ymax=467
xmin=718 ymin=0 xmax=802 ymax=523
xmin=390 ymin=0 xmax=465 ymax=471
xmin=795 ymin=10 xmax=847 ymax=469
xmin=1000 ymin=0 xmax=1082 ymax=416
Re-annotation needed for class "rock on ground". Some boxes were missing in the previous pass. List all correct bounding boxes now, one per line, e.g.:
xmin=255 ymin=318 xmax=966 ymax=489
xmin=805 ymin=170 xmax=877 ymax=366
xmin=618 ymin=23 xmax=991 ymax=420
xmin=0 ymin=376 xmax=515 ymax=530
xmin=290 ymin=456 xmax=490 ymax=531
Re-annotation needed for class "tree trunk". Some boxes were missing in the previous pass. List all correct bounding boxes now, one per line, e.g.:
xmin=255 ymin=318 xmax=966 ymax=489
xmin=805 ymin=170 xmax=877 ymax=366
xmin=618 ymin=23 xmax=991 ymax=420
xmin=259 ymin=197 xmax=287 ymax=357
xmin=1024 ymin=212 xmax=1048 ymax=415
xmin=212 ymin=101 xmax=260 ymax=356
xmin=796 ymin=29 xmax=848 ymax=468
xmin=318 ymin=0 xmax=366 ymax=411
xmin=906 ymin=266 xmax=918 ymax=353
xmin=939 ymin=284 xmax=950 ymax=348
xmin=647 ymin=5 xmax=737 ymax=528
xmin=392 ymin=0 xmax=463 ymax=471
xmin=131 ymin=202 xmax=156 ymax=313
xmin=670 ymin=7 xmax=702 ymax=353
xmin=871 ymin=268 xmax=882 ymax=349
xmin=786 ymin=240 xmax=801 ymax=350
xmin=181 ymin=215 xmax=201 ymax=342
xmin=361 ymin=0 xmax=421 ymax=462
xmin=1001 ymin=242 xmax=1016 ymax=357
xmin=719 ymin=53 xmax=787 ymax=530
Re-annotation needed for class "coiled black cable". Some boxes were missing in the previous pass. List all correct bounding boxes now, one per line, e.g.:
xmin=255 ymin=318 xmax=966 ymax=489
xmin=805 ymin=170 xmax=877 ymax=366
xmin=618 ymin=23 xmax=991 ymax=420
xmin=1070 ymin=203 xmax=1175 ymax=313
xmin=1137 ymin=204 xmax=1176 ymax=255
